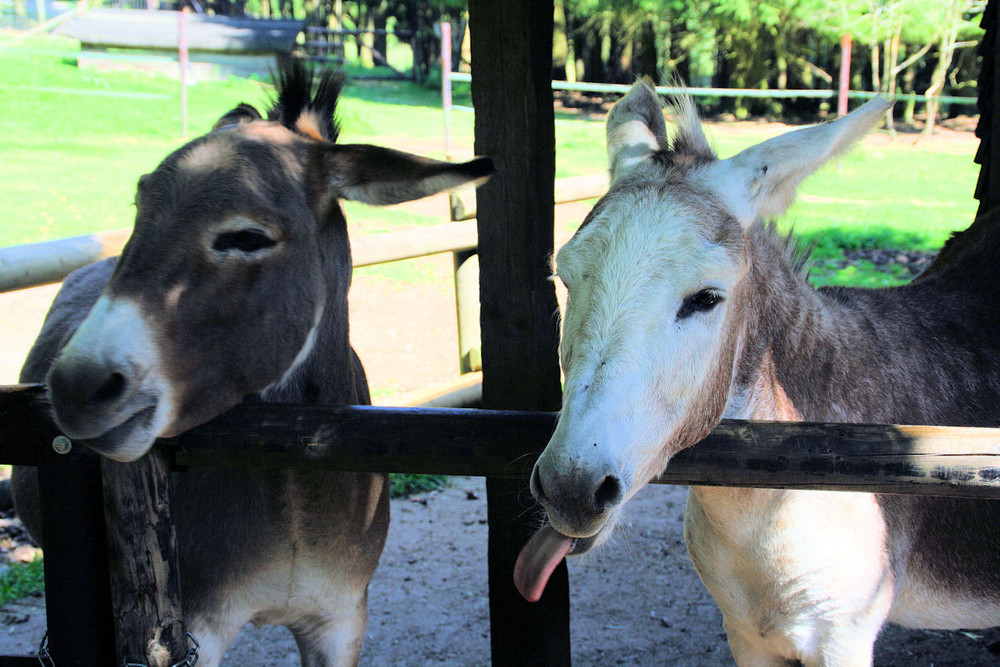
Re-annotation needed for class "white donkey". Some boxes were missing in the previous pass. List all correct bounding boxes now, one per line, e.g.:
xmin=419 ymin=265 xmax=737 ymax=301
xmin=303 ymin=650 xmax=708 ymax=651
xmin=516 ymin=82 xmax=1000 ymax=665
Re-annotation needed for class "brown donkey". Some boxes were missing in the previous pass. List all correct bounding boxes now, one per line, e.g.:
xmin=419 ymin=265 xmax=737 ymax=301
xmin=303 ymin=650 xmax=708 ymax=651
xmin=13 ymin=60 xmax=491 ymax=666
xmin=516 ymin=82 xmax=1000 ymax=665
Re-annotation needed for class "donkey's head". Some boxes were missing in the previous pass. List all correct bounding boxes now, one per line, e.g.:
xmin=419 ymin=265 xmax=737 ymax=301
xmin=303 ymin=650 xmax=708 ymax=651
xmin=47 ymin=61 xmax=492 ymax=462
xmin=515 ymin=82 xmax=890 ymax=601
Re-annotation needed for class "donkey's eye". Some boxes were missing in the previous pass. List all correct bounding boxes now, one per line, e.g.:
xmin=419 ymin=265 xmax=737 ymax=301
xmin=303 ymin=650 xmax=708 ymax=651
xmin=677 ymin=289 xmax=723 ymax=320
xmin=213 ymin=229 xmax=277 ymax=254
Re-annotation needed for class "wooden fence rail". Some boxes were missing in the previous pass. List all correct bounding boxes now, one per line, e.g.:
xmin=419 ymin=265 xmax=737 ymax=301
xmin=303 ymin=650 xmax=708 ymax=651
xmin=0 ymin=220 xmax=481 ymax=294
xmin=6 ymin=384 xmax=1000 ymax=497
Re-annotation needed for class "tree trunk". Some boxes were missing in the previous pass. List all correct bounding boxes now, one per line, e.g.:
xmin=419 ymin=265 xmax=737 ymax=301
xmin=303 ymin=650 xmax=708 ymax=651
xmin=553 ymin=0 xmax=569 ymax=81
xmin=775 ymin=26 xmax=788 ymax=90
xmin=924 ymin=0 xmax=968 ymax=135
xmin=374 ymin=2 xmax=387 ymax=60
xmin=600 ymin=11 xmax=612 ymax=81
xmin=358 ymin=5 xmax=375 ymax=68
xmin=902 ymin=65 xmax=917 ymax=125
xmin=885 ymin=31 xmax=900 ymax=136
xmin=870 ymin=41 xmax=880 ymax=91
xmin=655 ymin=11 xmax=671 ymax=83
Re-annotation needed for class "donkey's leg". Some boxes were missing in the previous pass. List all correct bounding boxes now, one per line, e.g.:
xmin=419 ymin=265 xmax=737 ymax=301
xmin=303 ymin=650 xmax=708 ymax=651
xmin=800 ymin=623 xmax=881 ymax=667
xmin=185 ymin=616 xmax=245 ymax=667
xmin=291 ymin=589 xmax=368 ymax=667
xmin=724 ymin=627 xmax=800 ymax=667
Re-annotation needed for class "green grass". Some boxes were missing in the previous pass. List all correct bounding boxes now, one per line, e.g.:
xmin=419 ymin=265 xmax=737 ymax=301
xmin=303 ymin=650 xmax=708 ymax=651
xmin=389 ymin=473 xmax=448 ymax=498
xmin=0 ymin=36 xmax=981 ymax=282
xmin=0 ymin=558 xmax=45 ymax=606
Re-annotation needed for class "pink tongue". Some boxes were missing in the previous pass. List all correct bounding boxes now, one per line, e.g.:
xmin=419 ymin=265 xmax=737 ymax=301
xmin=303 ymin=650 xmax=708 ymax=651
xmin=514 ymin=525 xmax=573 ymax=602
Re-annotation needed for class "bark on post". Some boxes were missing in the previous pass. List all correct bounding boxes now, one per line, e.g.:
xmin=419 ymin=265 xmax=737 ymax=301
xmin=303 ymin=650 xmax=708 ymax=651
xmin=101 ymin=448 xmax=187 ymax=667
xmin=467 ymin=1 xmax=571 ymax=664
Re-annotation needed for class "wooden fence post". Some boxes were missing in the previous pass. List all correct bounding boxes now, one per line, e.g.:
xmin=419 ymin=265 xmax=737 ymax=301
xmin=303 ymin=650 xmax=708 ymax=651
xmin=468 ymin=1 xmax=571 ymax=664
xmin=101 ymin=448 xmax=187 ymax=667
xmin=36 ymin=444 xmax=117 ymax=666
xmin=452 ymin=249 xmax=481 ymax=375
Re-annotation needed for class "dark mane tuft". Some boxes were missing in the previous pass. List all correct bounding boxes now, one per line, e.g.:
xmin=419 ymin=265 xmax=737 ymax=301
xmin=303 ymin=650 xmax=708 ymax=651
xmin=755 ymin=221 xmax=814 ymax=276
xmin=267 ymin=57 xmax=345 ymax=142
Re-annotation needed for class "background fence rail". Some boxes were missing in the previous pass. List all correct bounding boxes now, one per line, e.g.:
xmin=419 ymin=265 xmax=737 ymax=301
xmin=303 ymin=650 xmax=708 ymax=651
xmin=448 ymin=72 xmax=979 ymax=107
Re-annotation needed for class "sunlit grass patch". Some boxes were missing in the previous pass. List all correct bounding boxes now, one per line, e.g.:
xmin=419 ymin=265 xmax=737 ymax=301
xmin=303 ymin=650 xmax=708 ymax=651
xmin=0 ymin=558 xmax=45 ymax=606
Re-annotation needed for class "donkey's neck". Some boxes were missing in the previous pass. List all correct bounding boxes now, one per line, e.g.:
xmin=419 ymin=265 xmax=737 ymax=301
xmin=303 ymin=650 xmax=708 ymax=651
xmin=729 ymin=225 xmax=910 ymax=425
xmin=260 ymin=226 xmax=364 ymax=406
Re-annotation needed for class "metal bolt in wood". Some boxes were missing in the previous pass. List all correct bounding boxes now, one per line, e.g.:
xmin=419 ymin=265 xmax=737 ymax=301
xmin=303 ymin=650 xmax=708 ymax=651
xmin=52 ymin=435 xmax=72 ymax=455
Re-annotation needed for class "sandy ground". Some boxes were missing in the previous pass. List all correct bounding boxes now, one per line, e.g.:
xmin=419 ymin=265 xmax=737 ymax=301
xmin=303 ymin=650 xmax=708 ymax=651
xmin=4 ymin=126 xmax=1000 ymax=664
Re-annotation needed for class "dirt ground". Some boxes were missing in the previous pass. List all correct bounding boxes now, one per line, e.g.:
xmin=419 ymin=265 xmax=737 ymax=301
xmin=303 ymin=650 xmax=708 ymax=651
xmin=3 ymin=125 xmax=1000 ymax=665
xmin=4 ymin=479 xmax=1000 ymax=665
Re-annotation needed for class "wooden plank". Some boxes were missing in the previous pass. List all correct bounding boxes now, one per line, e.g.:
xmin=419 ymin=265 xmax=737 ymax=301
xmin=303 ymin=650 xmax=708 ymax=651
xmin=466 ymin=2 xmax=570 ymax=664
xmin=6 ymin=388 xmax=1000 ymax=497
xmin=0 ymin=385 xmax=59 ymax=464
xmin=351 ymin=220 xmax=477 ymax=268
xmin=450 ymin=172 xmax=609 ymax=222
xmin=36 ymin=444 xmax=116 ymax=666
xmin=168 ymin=408 xmax=1000 ymax=497
xmin=101 ymin=450 xmax=187 ymax=667
xmin=0 ymin=221 xmax=476 ymax=293
xmin=0 ymin=229 xmax=129 ymax=293
xmin=0 ymin=386 xmax=116 ymax=664
xmin=61 ymin=9 xmax=304 ymax=53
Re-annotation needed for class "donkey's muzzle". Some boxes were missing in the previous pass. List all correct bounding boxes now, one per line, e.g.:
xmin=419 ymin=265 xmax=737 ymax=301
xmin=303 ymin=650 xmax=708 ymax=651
xmin=530 ymin=457 xmax=625 ymax=537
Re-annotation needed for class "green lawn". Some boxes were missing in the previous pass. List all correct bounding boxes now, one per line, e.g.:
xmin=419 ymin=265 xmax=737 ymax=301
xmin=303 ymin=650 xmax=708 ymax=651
xmin=0 ymin=35 xmax=981 ymax=280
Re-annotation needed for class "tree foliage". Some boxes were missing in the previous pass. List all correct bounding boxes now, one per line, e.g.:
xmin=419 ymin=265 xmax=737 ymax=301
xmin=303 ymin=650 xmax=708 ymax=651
xmin=198 ymin=0 xmax=983 ymax=123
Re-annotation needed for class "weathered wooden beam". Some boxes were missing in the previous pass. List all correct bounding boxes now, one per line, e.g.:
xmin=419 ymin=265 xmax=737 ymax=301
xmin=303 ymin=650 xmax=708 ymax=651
xmin=0 ymin=221 xmax=478 ymax=293
xmin=168 ymin=408 xmax=1000 ymax=497
xmin=351 ymin=220 xmax=477 ymax=268
xmin=0 ymin=229 xmax=129 ymax=293
xmin=449 ymin=172 xmax=609 ymax=222
xmin=101 ymin=450 xmax=187 ymax=667
xmin=36 ymin=441 xmax=117 ymax=666
xmin=5 ymin=387 xmax=1000 ymax=497
xmin=467 ymin=1 xmax=570 ymax=664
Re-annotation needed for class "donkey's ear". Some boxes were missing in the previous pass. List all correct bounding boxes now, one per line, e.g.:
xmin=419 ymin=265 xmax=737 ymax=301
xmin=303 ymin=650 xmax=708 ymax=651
xmin=323 ymin=144 xmax=495 ymax=205
xmin=606 ymin=80 xmax=668 ymax=182
xmin=708 ymin=96 xmax=893 ymax=226
xmin=213 ymin=103 xmax=262 ymax=132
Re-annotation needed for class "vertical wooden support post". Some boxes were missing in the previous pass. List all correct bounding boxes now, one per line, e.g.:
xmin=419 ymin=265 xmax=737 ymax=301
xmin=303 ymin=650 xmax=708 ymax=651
xmin=37 ymin=445 xmax=117 ymax=666
xmin=101 ymin=448 xmax=187 ymax=667
xmin=468 ymin=2 xmax=571 ymax=664
xmin=453 ymin=249 xmax=481 ymax=374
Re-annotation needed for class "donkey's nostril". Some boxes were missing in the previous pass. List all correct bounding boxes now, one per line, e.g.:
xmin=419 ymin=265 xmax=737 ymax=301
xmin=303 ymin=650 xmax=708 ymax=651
xmin=530 ymin=465 xmax=548 ymax=503
xmin=91 ymin=372 xmax=127 ymax=405
xmin=593 ymin=475 xmax=623 ymax=512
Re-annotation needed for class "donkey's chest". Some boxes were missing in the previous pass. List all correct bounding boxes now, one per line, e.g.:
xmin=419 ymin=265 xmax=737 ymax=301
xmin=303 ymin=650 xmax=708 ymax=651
xmin=172 ymin=468 xmax=388 ymax=617
xmin=684 ymin=487 xmax=893 ymax=652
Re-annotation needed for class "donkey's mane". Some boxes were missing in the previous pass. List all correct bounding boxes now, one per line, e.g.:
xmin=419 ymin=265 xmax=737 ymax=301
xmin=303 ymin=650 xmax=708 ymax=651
xmin=666 ymin=93 xmax=716 ymax=162
xmin=267 ymin=58 xmax=345 ymax=143
xmin=753 ymin=221 xmax=814 ymax=276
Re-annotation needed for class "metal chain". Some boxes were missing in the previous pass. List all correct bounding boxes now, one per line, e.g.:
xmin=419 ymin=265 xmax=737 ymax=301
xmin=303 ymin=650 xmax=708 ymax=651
xmin=35 ymin=630 xmax=198 ymax=667
xmin=36 ymin=632 xmax=55 ymax=667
